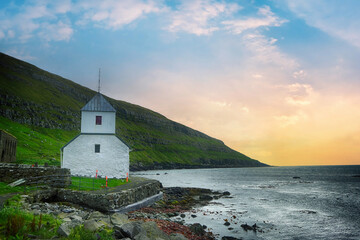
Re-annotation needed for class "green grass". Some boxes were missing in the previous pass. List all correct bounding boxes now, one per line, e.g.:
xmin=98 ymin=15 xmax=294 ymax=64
xmin=68 ymin=225 xmax=114 ymax=240
xmin=0 ymin=182 xmax=31 ymax=195
xmin=0 ymin=116 xmax=77 ymax=165
xmin=68 ymin=176 xmax=130 ymax=191
xmin=0 ymin=195 xmax=62 ymax=239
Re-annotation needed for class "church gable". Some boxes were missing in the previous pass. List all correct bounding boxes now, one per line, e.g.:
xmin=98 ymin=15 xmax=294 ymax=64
xmin=81 ymin=93 xmax=116 ymax=112
xmin=61 ymin=90 xmax=130 ymax=178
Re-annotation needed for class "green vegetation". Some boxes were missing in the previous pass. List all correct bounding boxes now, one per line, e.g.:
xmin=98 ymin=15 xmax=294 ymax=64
xmin=0 ymin=52 xmax=267 ymax=169
xmin=0 ymin=182 xmax=30 ymax=195
xmin=0 ymin=196 xmax=62 ymax=239
xmin=69 ymin=176 xmax=130 ymax=191
xmin=0 ymin=116 xmax=77 ymax=165
xmin=68 ymin=225 xmax=114 ymax=240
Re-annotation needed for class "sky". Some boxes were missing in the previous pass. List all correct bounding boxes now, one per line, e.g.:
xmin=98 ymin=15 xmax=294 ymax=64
xmin=1 ymin=0 xmax=360 ymax=166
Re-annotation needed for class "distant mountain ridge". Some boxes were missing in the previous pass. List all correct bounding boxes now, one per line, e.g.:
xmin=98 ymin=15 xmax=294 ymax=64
xmin=0 ymin=52 xmax=267 ymax=170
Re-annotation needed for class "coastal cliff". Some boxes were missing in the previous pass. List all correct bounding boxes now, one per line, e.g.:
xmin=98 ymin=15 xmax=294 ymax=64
xmin=0 ymin=52 xmax=267 ymax=169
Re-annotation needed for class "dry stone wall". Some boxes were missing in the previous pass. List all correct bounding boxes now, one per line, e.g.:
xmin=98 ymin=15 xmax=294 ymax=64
xmin=32 ymin=178 xmax=162 ymax=212
xmin=0 ymin=163 xmax=71 ymax=187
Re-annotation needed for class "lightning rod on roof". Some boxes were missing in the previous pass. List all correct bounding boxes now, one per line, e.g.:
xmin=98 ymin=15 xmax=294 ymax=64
xmin=98 ymin=68 xmax=101 ymax=93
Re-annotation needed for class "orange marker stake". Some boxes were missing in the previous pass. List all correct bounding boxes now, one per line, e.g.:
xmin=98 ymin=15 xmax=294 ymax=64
xmin=126 ymin=172 xmax=129 ymax=182
xmin=106 ymin=176 xmax=108 ymax=188
xmin=96 ymin=170 xmax=98 ymax=178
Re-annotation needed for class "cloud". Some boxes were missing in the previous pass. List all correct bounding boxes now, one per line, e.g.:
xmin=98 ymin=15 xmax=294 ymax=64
xmin=283 ymin=0 xmax=360 ymax=48
xmin=0 ymin=0 xmax=73 ymax=42
xmin=292 ymin=70 xmax=306 ymax=79
xmin=277 ymin=83 xmax=315 ymax=106
xmin=242 ymin=33 xmax=298 ymax=69
xmin=166 ymin=0 xmax=240 ymax=35
xmin=274 ymin=111 xmax=308 ymax=127
xmin=78 ymin=0 xmax=163 ymax=30
xmin=0 ymin=0 xmax=160 ymax=42
xmin=222 ymin=6 xmax=286 ymax=34
xmin=38 ymin=21 xmax=73 ymax=41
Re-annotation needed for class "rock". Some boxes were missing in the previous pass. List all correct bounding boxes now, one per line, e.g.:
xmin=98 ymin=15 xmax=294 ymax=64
xmin=189 ymin=223 xmax=205 ymax=236
xmin=224 ymin=221 xmax=230 ymax=226
xmin=88 ymin=211 xmax=106 ymax=219
xmin=83 ymin=219 xmax=104 ymax=232
xmin=169 ymin=233 xmax=188 ymax=240
xmin=222 ymin=237 xmax=241 ymax=240
xmin=293 ymin=176 xmax=301 ymax=179
xmin=111 ymin=213 xmax=129 ymax=226
xmin=223 ymin=191 xmax=231 ymax=196
xmin=62 ymin=217 xmax=72 ymax=222
xmin=62 ymin=208 xmax=74 ymax=213
xmin=191 ymin=214 xmax=197 ymax=218
xmin=299 ymin=210 xmax=317 ymax=214
xmin=202 ymin=225 xmax=207 ymax=229
xmin=116 ymin=221 xmax=145 ymax=239
xmin=139 ymin=221 xmax=169 ymax=240
xmin=180 ymin=214 xmax=186 ymax=218
xmin=71 ymin=215 xmax=83 ymax=222
xmin=241 ymin=224 xmax=252 ymax=231
xmin=134 ymin=232 xmax=150 ymax=240
xmin=199 ymin=195 xmax=213 ymax=201
xmin=57 ymin=222 xmax=76 ymax=237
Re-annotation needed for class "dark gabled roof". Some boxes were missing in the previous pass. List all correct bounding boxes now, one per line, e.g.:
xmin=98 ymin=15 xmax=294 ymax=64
xmin=81 ymin=93 xmax=116 ymax=112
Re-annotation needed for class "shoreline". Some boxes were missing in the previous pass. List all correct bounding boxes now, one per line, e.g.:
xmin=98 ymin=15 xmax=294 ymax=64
xmin=129 ymin=187 xmax=236 ymax=240
xmin=1 ymin=185 xmax=233 ymax=239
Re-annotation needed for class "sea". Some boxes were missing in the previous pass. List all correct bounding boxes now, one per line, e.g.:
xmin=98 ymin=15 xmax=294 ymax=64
xmin=133 ymin=166 xmax=360 ymax=240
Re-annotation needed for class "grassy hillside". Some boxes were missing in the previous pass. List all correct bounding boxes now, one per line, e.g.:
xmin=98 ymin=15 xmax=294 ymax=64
xmin=0 ymin=52 xmax=267 ymax=169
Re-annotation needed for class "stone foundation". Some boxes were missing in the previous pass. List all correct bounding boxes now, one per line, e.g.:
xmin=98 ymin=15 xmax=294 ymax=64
xmin=0 ymin=163 xmax=71 ymax=187
xmin=31 ymin=177 xmax=162 ymax=212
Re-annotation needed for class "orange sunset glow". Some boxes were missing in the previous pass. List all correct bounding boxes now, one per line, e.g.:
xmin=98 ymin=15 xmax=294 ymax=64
xmin=1 ymin=0 xmax=360 ymax=166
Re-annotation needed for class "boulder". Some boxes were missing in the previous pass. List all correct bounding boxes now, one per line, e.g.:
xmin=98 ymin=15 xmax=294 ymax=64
xmin=57 ymin=222 xmax=79 ymax=237
xmin=111 ymin=213 xmax=130 ymax=226
xmin=169 ymin=233 xmax=188 ymax=240
xmin=116 ymin=221 xmax=145 ymax=239
xmin=189 ymin=223 xmax=205 ymax=236
xmin=199 ymin=195 xmax=213 ymax=201
xmin=133 ymin=232 xmax=151 ymax=240
xmin=71 ymin=215 xmax=83 ymax=222
xmin=222 ymin=237 xmax=241 ymax=240
xmin=140 ymin=221 xmax=169 ymax=240
xmin=83 ymin=219 xmax=104 ymax=232
xmin=88 ymin=211 xmax=106 ymax=219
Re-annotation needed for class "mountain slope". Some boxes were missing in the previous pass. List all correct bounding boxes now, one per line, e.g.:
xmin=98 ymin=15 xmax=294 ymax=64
xmin=0 ymin=52 xmax=267 ymax=170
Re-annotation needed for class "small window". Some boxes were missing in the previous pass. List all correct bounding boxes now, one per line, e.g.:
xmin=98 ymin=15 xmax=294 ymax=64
xmin=95 ymin=144 xmax=100 ymax=153
xmin=96 ymin=116 xmax=102 ymax=125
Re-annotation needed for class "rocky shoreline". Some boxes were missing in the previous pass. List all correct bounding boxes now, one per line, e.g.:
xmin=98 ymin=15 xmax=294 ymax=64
xmin=7 ymin=186 xmax=234 ymax=240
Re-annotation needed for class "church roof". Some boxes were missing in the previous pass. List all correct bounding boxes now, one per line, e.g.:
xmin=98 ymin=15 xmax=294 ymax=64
xmin=81 ymin=93 xmax=116 ymax=112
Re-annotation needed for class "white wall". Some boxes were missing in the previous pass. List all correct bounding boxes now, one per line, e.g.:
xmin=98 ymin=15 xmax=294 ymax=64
xmin=81 ymin=111 xmax=116 ymax=134
xmin=62 ymin=135 xmax=129 ymax=178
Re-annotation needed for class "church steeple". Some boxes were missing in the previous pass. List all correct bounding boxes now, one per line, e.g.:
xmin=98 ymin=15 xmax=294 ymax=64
xmin=98 ymin=68 xmax=101 ymax=93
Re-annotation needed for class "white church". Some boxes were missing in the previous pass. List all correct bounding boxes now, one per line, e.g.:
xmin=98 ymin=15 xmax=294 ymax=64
xmin=61 ymin=92 xmax=130 ymax=178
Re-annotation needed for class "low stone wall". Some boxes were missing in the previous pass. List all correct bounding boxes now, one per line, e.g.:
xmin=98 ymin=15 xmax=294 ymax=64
xmin=0 ymin=163 xmax=71 ymax=188
xmin=32 ymin=177 xmax=162 ymax=212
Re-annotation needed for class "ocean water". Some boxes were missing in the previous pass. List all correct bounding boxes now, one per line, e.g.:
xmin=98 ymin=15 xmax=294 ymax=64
xmin=133 ymin=166 xmax=360 ymax=240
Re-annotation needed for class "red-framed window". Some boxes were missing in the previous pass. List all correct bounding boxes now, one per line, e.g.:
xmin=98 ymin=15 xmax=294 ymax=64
xmin=96 ymin=116 xmax=102 ymax=125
